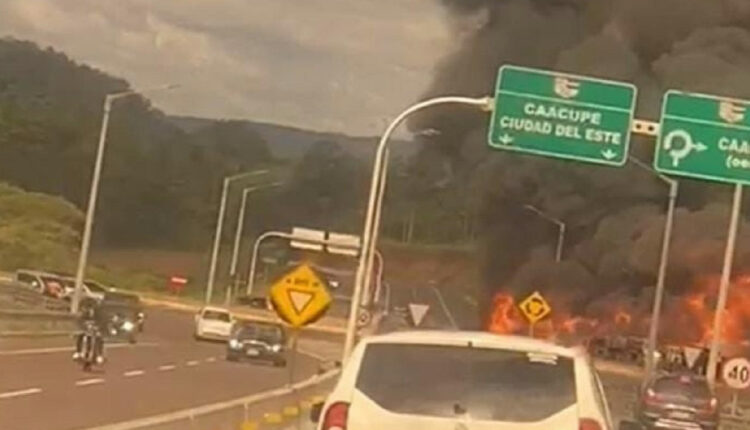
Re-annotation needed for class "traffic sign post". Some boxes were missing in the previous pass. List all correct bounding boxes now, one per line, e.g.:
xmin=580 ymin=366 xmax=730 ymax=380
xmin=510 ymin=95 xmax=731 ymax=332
xmin=655 ymin=91 xmax=750 ymax=185
xmin=488 ymin=65 xmax=637 ymax=166
xmin=518 ymin=291 xmax=552 ymax=337
xmin=269 ymin=264 xmax=332 ymax=328
xmin=723 ymin=357 xmax=750 ymax=416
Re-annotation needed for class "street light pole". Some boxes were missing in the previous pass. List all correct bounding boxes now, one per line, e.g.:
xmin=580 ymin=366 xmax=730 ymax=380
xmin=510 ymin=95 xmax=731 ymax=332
xmin=227 ymin=182 xmax=282 ymax=302
xmin=629 ymin=155 xmax=679 ymax=379
xmin=361 ymin=151 xmax=388 ymax=307
xmin=523 ymin=205 xmax=566 ymax=263
xmin=708 ymin=184 xmax=744 ymax=386
xmin=205 ymin=170 xmax=268 ymax=304
xmin=70 ymin=85 xmax=177 ymax=314
xmin=342 ymin=95 xmax=493 ymax=362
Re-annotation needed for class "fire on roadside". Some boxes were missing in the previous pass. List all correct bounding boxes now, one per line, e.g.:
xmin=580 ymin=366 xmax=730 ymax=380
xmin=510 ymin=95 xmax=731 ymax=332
xmin=487 ymin=274 xmax=750 ymax=345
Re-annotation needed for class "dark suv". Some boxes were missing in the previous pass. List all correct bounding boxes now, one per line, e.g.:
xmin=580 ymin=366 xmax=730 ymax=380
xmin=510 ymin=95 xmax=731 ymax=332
xmin=636 ymin=373 xmax=719 ymax=430
xmin=226 ymin=322 xmax=287 ymax=367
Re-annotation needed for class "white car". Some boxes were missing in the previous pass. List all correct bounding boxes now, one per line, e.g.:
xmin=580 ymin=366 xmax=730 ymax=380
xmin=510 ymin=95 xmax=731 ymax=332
xmin=314 ymin=330 xmax=613 ymax=430
xmin=194 ymin=307 xmax=234 ymax=340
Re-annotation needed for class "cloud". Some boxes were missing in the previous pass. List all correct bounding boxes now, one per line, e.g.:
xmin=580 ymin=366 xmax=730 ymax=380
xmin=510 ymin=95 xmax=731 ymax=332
xmin=0 ymin=0 xmax=451 ymax=135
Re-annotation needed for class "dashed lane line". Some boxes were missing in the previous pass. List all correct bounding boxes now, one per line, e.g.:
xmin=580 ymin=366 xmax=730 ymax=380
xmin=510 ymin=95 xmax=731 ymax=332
xmin=186 ymin=360 xmax=199 ymax=366
xmin=75 ymin=378 xmax=105 ymax=387
xmin=123 ymin=370 xmax=145 ymax=377
xmin=158 ymin=364 xmax=176 ymax=371
xmin=0 ymin=342 xmax=159 ymax=356
xmin=0 ymin=388 xmax=42 ymax=399
xmin=205 ymin=357 xmax=216 ymax=363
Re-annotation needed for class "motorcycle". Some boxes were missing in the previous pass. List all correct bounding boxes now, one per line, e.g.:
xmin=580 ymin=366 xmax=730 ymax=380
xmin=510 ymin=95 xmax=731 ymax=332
xmin=78 ymin=321 xmax=103 ymax=371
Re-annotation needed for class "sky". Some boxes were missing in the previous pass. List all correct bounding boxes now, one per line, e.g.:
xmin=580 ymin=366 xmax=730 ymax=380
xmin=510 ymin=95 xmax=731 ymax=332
xmin=0 ymin=0 xmax=453 ymax=136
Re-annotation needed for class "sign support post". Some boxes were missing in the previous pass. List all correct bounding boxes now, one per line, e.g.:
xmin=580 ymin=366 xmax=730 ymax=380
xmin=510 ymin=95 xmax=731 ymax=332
xmin=708 ymin=184 xmax=744 ymax=386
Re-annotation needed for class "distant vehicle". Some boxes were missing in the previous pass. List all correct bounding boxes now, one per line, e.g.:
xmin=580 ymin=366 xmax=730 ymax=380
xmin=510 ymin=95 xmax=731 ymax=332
xmin=589 ymin=336 xmax=646 ymax=365
xmin=312 ymin=330 xmax=613 ymax=430
xmin=60 ymin=279 xmax=108 ymax=302
xmin=632 ymin=373 xmax=719 ymax=430
xmin=236 ymin=295 xmax=272 ymax=310
xmin=226 ymin=321 xmax=287 ymax=367
xmin=194 ymin=307 xmax=234 ymax=341
xmin=101 ymin=291 xmax=145 ymax=332
xmin=15 ymin=269 xmax=68 ymax=298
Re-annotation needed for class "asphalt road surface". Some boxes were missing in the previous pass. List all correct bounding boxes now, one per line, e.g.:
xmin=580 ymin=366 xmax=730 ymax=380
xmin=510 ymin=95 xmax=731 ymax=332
xmin=0 ymin=307 xmax=331 ymax=430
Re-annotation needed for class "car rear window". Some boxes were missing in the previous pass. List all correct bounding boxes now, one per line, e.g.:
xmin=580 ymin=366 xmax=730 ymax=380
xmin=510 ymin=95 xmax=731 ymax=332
xmin=355 ymin=343 xmax=576 ymax=422
xmin=653 ymin=377 xmax=711 ymax=399
xmin=237 ymin=324 xmax=284 ymax=342
xmin=203 ymin=310 xmax=231 ymax=322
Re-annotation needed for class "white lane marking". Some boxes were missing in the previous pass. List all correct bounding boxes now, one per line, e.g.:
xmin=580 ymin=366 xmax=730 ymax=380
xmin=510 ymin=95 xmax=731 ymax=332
xmin=75 ymin=378 xmax=105 ymax=386
xmin=158 ymin=364 xmax=176 ymax=371
xmin=0 ymin=342 xmax=159 ymax=356
xmin=124 ymin=370 xmax=145 ymax=377
xmin=297 ymin=347 xmax=328 ymax=362
xmin=205 ymin=357 xmax=216 ymax=363
xmin=0 ymin=388 xmax=42 ymax=399
xmin=186 ymin=360 xmax=199 ymax=366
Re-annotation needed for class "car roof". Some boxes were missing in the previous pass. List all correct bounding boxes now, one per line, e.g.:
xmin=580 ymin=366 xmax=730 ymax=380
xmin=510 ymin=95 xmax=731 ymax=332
xmin=361 ymin=330 xmax=582 ymax=358
xmin=17 ymin=269 xmax=59 ymax=277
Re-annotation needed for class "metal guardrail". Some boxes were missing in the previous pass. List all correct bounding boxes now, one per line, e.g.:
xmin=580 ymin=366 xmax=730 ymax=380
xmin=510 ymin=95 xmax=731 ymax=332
xmin=84 ymin=369 xmax=340 ymax=430
xmin=0 ymin=282 xmax=75 ymax=334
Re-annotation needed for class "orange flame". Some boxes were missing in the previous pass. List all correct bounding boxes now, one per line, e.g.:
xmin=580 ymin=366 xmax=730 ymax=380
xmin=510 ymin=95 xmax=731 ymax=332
xmin=487 ymin=292 xmax=522 ymax=334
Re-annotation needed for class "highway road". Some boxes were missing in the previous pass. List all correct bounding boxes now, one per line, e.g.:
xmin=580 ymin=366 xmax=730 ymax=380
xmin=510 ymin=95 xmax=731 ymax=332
xmin=0 ymin=306 xmax=337 ymax=430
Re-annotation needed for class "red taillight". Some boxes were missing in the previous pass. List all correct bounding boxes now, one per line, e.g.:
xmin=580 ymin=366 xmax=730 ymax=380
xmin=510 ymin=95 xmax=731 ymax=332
xmin=322 ymin=402 xmax=349 ymax=430
xmin=578 ymin=418 xmax=602 ymax=430
xmin=579 ymin=418 xmax=602 ymax=430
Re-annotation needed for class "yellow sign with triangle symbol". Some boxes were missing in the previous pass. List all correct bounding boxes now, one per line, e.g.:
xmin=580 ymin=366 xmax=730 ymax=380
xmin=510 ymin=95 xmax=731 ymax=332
xmin=269 ymin=264 xmax=332 ymax=328
xmin=519 ymin=291 xmax=552 ymax=324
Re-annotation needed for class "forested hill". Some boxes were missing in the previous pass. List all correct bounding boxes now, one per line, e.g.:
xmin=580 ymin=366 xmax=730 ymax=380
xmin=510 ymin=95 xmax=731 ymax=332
xmin=0 ymin=38 xmax=378 ymax=249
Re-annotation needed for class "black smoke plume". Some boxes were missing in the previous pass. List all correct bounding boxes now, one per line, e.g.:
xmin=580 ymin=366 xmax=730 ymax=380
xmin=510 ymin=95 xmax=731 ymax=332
xmin=411 ymin=0 xmax=750 ymax=323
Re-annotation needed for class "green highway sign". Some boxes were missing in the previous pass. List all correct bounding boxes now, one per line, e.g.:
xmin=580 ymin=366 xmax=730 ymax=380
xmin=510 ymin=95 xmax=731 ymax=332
xmin=655 ymin=91 xmax=750 ymax=185
xmin=488 ymin=65 xmax=637 ymax=166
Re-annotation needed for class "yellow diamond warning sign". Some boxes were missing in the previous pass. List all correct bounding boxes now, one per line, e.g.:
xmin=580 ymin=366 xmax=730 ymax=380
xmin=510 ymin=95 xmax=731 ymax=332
xmin=519 ymin=291 xmax=552 ymax=324
xmin=269 ymin=264 xmax=332 ymax=328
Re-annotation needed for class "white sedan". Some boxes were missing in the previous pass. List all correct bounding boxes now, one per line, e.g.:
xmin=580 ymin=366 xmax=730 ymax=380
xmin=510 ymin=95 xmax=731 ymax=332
xmin=313 ymin=330 xmax=614 ymax=430
xmin=194 ymin=307 xmax=234 ymax=341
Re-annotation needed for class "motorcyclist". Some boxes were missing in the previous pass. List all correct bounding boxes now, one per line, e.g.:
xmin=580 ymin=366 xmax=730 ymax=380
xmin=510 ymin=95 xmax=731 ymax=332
xmin=73 ymin=302 xmax=105 ymax=364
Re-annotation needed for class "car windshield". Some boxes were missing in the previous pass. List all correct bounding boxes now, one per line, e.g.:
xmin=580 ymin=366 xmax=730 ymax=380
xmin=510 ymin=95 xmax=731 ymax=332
xmin=203 ymin=311 xmax=231 ymax=322
xmin=356 ymin=343 xmax=576 ymax=422
xmin=236 ymin=324 xmax=284 ymax=343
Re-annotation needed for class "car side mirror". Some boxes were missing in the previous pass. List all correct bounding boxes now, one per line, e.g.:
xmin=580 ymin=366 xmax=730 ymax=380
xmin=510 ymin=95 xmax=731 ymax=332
xmin=619 ymin=420 xmax=644 ymax=430
xmin=310 ymin=402 xmax=324 ymax=423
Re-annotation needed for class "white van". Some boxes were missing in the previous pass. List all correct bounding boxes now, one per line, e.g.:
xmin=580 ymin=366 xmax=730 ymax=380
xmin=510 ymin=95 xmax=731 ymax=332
xmin=314 ymin=331 xmax=613 ymax=430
